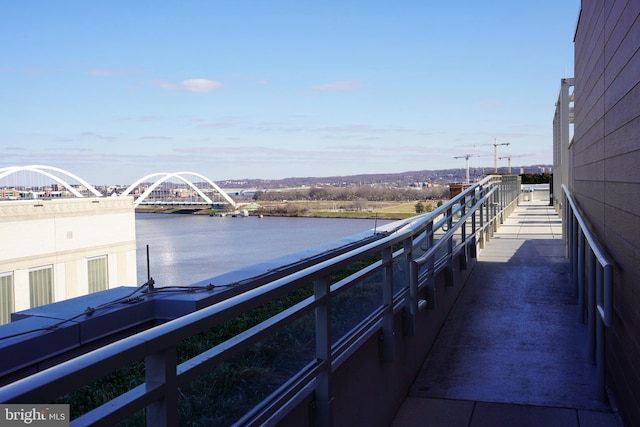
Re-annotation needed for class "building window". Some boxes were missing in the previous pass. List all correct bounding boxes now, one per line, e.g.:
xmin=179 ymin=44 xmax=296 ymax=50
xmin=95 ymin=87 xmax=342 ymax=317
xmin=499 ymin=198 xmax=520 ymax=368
xmin=0 ymin=273 xmax=14 ymax=325
xmin=88 ymin=256 xmax=108 ymax=293
xmin=29 ymin=266 xmax=53 ymax=308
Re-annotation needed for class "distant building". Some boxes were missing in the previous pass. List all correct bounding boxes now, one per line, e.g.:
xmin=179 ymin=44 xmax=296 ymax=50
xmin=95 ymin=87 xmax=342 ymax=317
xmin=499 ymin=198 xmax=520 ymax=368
xmin=447 ymin=183 xmax=471 ymax=198
xmin=0 ymin=197 xmax=137 ymax=325
xmin=0 ymin=189 xmax=19 ymax=200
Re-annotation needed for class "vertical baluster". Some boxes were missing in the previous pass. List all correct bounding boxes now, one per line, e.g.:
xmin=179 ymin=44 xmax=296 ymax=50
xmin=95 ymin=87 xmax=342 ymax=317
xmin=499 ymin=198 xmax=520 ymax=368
xmin=603 ymin=264 xmax=613 ymax=327
xmin=381 ymin=246 xmax=395 ymax=362
xmin=479 ymin=185 xmax=486 ymax=248
xmin=459 ymin=197 xmax=467 ymax=270
xmin=445 ymin=205 xmax=454 ymax=286
xmin=578 ymin=231 xmax=585 ymax=324
xmin=403 ymin=235 xmax=417 ymax=334
xmin=572 ymin=216 xmax=580 ymax=320
xmin=314 ymin=276 xmax=333 ymax=427
xmin=587 ymin=249 xmax=595 ymax=364
xmin=470 ymin=189 xmax=477 ymax=258
xmin=145 ymin=347 xmax=177 ymax=427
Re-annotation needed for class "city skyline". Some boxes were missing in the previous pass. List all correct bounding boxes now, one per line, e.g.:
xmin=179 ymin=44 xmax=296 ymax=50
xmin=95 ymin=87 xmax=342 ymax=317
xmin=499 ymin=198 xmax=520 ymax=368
xmin=1 ymin=1 xmax=577 ymax=185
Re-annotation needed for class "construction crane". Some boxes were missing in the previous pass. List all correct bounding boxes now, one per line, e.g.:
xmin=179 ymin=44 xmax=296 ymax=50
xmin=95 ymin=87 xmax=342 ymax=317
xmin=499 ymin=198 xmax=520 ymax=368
xmin=491 ymin=139 xmax=511 ymax=172
xmin=463 ymin=139 xmax=511 ymax=172
xmin=453 ymin=154 xmax=488 ymax=184
xmin=498 ymin=154 xmax=532 ymax=174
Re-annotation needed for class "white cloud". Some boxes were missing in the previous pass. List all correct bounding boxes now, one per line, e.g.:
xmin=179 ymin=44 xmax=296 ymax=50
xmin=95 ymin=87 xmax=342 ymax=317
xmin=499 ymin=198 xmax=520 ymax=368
xmin=153 ymin=78 xmax=223 ymax=93
xmin=311 ymin=80 xmax=362 ymax=92
xmin=181 ymin=78 xmax=223 ymax=92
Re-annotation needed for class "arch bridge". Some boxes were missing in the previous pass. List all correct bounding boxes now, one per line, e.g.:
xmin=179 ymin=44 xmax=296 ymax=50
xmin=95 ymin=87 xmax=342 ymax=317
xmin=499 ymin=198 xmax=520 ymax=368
xmin=121 ymin=171 xmax=237 ymax=209
xmin=0 ymin=166 xmax=238 ymax=210
xmin=0 ymin=165 xmax=103 ymax=199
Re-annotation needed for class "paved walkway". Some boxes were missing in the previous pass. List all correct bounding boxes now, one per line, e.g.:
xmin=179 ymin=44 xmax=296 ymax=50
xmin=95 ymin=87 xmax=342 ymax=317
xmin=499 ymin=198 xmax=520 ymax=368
xmin=391 ymin=194 xmax=621 ymax=427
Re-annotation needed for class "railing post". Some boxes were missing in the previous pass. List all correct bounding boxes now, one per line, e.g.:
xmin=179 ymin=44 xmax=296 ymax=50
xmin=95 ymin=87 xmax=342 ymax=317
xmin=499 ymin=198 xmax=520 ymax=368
xmin=597 ymin=263 xmax=613 ymax=400
xmin=602 ymin=264 xmax=613 ymax=327
xmin=381 ymin=246 xmax=395 ymax=362
xmin=498 ymin=179 xmax=505 ymax=224
xmin=479 ymin=186 xmax=486 ymax=248
xmin=470 ymin=189 xmax=478 ymax=258
xmin=314 ymin=276 xmax=333 ymax=427
xmin=495 ymin=181 xmax=500 ymax=222
xmin=574 ymin=219 xmax=582 ymax=323
xmin=445 ymin=205 xmax=454 ymax=286
xmin=587 ymin=250 xmax=596 ymax=365
xmin=490 ymin=189 xmax=497 ymax=235
xmin=597 ymin=313 xmax=606 ymax=401
xmin=484 ymin=193 xmax=491 ymax=240
xmin=459 ymin=197 xmax=468 ymax=270
xmin=145 ymin=346 xmax=178 ymax=427
xmin=405 ymin=258 xmax=418 ymax=336
xmin=511 ymin=176 xmax=519 ymax=212
xmin=562 ymin=192 xmax=568 ymax=246
xmin=424 ymin=222 xmax=436 ymax=310
xmin=578 ymin=231 xmax=586 ymax=324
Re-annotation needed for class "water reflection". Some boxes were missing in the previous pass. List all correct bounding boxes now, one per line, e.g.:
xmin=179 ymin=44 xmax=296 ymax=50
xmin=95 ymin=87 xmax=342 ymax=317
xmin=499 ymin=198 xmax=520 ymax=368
xmin=136 ymin=215 xmax=389 ymax=286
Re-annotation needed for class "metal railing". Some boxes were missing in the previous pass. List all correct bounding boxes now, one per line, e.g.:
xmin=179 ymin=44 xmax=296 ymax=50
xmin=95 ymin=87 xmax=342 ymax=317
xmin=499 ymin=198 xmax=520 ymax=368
xmin=0 ymin=175 xmax=520 ymax=426
xmin=562 ymin=185 xmax=613 ymax=399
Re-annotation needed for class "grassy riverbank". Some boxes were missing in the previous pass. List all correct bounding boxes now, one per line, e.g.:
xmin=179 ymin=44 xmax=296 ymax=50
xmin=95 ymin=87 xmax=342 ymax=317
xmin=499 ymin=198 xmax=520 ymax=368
xmin=296 ymin=211 xmax=415 ymax=220
xmin=252 ymin=200 xmax=432 ymax=220
xmin=136 ymin=200 xmax=434 ymax=220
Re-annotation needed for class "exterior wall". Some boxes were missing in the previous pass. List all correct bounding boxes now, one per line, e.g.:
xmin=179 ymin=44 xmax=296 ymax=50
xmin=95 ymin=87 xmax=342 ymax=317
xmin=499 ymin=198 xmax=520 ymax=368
xmin=552 ymin=77 xmax=574 ymax=208
xmin=0 ymin=197 xmax=137 ymax=323
xmin=573 ymin=1 xmax=640 ymax=424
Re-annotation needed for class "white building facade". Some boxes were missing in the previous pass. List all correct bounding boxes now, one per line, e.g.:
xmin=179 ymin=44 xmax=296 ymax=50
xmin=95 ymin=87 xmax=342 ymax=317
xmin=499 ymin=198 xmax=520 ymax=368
xmin=0 ymin=197 xmax=137 ymax=324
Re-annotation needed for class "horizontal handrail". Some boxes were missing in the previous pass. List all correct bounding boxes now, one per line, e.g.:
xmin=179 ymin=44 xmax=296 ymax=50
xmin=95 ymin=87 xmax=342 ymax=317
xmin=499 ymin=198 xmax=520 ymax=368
xmin=562 ymin=186 xmax=612 ymax=273
xmin=562 ymin=184 xmax=613 ymax=326
xmin=562 ymin=184 xmax=614 ymax=400
xmin=0 ymin=175 xmax=520 ymax=426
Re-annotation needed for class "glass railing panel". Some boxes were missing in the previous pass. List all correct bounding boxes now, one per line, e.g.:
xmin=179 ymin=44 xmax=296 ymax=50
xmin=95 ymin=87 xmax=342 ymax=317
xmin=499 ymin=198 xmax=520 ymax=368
xmin=392 ymin=255 xmax=408 ymax=298
xmin=177 ymin=312 xmax=316 ymax=427
xmin=330 ymin=270 xmax=384 ymax=346
xmin=53 ymin=361 xmax=145 ymax=424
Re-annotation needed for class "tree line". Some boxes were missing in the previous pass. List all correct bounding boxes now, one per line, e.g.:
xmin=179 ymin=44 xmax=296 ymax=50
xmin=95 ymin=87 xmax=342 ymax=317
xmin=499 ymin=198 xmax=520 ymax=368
xmin=252 ymin=185 xmax=449 ymax=202
xmin=520 ymin=172 xmax=551 ymax=184
xmin=251 ymin=173 xmax=550 ymax=203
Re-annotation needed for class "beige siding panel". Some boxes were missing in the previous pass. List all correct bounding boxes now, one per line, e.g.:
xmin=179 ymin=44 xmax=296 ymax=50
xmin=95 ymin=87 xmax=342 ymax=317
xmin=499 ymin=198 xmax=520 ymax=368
xmin=573 ymin=1 xmax=640 ymax=424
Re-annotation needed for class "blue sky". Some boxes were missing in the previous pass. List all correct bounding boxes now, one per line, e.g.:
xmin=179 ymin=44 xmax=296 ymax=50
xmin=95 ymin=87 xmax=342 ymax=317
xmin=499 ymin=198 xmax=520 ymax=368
xmin=1 ymin=1 xmax=578 ymax=185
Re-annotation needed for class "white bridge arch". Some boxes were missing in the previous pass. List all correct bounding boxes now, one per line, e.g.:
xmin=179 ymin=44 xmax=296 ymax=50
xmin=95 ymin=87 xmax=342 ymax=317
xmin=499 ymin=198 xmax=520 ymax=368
xmin=0 ymin=165 xmax=103 ymax=197
xmin=121 ymin=172 xmax=238 ymax=209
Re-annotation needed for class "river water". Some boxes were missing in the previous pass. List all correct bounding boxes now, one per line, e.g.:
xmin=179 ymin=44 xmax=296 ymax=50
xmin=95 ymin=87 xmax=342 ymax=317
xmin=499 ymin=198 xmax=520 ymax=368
xmin=135 ymin=214 xmax=390 ymax=287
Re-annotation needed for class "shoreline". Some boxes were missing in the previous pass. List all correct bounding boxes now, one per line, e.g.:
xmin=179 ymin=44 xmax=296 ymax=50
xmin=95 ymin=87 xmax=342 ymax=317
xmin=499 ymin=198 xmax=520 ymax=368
xmin=134 ymin=208 xmax=414 ymax=221
xmin=134 ymin=200 xmax=430 ymax=221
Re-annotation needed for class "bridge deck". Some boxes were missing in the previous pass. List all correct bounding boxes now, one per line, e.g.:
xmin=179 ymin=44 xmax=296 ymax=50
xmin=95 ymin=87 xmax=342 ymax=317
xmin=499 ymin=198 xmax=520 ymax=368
xmin=391 ymin=194 xmax=620 ymax=426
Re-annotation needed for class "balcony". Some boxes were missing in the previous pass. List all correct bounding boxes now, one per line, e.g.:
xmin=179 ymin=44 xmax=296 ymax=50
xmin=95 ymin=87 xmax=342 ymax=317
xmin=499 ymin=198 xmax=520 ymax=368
xmin=0 ymin=176 xmax=621 ymax=426
xmin=392 ymin=192 xmax=618 ymax=426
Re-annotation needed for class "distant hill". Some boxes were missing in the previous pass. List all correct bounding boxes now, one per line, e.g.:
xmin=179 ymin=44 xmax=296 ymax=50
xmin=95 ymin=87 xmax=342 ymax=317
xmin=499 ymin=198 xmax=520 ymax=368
xmin=218 ymin=165 xmax=552 ymax=189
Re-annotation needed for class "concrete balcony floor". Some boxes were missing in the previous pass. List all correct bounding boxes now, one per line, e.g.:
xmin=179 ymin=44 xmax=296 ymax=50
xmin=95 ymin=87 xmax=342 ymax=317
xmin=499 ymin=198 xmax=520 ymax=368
xmin=392 ymin=194 xmax=621 ymax=427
